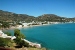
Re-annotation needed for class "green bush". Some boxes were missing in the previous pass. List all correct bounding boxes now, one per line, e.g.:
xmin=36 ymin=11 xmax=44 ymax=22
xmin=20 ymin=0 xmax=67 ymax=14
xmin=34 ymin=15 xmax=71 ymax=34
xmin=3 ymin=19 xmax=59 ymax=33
xmin=14 ymin=38 xmax=29 ymax=47
xmin=14 ymin=29 xmax=25 ymax=39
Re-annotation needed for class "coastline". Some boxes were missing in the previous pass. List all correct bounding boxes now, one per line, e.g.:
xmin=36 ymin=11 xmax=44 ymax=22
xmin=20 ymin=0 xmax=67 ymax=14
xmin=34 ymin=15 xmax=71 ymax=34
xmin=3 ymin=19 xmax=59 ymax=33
xmin=2 ymin=24 xmax=50 ymax=30
xmin=2 ymin=22 xmax=75 ymax=30
xmin=0 ymin=30 xmax=47 ymax=50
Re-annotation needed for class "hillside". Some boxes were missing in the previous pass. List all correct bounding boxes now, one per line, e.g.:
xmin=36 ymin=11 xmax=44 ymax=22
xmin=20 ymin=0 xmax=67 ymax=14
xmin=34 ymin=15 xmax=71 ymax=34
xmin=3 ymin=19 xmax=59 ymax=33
xmin=0 ymin=10 xmax=35 ymax=22
xmin=36 ymin=14 xmax=66 ymax=22
xmin=0 ymin=10 xmax=75 ymax=22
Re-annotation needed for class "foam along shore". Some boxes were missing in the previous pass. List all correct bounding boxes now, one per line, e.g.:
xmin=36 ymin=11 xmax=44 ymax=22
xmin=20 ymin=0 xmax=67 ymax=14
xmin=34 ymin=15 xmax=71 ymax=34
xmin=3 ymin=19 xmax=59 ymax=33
xmin=22 ymin=39 xmax=41 ymax=48
xmin=0 ymin=30 xmax=16 ymax=40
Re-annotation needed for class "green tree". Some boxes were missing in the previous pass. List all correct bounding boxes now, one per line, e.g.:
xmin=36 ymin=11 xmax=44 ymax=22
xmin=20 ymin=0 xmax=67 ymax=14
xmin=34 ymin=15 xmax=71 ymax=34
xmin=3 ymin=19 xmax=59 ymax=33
xmin=14 ymin=29 xmax=20 ymax=38
xmin=14 ymin=29 xmax=29 ymax=47
xmin=14 ymin=29 xmax=25 ymax=39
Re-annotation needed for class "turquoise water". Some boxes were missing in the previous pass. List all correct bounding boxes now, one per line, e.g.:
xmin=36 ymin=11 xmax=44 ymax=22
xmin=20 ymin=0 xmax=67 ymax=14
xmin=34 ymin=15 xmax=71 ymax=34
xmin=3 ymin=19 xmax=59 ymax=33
xmin=5 ymin=23 xmax=75 ymax=50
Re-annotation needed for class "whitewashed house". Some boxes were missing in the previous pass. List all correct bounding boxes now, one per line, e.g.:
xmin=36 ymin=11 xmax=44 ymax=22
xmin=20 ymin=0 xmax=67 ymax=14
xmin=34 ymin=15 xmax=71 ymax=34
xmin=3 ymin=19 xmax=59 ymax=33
xmin=22 ymin=23 xmax=33 ymax=27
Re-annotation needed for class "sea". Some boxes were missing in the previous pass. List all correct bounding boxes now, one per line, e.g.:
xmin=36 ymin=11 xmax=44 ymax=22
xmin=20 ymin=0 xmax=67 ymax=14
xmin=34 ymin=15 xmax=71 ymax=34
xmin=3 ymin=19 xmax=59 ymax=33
xmin=4 ymin=23 xmax=75 ymax=50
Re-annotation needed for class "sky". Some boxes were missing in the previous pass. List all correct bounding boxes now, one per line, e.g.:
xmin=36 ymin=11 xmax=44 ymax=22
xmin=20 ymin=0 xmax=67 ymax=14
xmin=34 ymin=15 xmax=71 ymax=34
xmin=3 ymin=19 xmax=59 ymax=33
xmin=0 ymin=0 xmax=75 ymax=18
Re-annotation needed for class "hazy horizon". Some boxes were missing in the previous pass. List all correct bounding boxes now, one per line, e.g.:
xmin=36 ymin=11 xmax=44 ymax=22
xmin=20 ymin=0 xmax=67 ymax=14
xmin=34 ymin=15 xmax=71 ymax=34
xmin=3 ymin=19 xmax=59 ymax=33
xmin=0 ymin=0 xmax=75 ymax=18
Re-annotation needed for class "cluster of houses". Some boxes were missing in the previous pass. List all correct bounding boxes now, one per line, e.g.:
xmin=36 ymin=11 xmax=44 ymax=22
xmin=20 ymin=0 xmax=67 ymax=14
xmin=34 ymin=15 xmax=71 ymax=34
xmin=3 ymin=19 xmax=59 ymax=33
xmin=0 ymin=21 xmax=75 ymax=29
xmin=14 ymin=21 xmax=63 ymax=28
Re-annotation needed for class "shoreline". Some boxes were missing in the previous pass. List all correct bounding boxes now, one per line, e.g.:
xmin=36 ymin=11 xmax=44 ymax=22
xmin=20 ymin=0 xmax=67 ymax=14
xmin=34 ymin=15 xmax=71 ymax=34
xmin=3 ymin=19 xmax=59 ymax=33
xmin=2 ymin=22 xmax=75 ymax=30
xmin=2 ymin=24 xmax=51 ymax=30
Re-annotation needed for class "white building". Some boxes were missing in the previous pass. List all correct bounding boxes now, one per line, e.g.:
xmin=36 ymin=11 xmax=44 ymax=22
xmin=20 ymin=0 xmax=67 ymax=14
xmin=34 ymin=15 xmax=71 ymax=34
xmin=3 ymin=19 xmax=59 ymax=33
xmin=22 ymin=23 xmax=28 ymax=27
xmin=22 ymin=23 xmax=33 ymax=27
